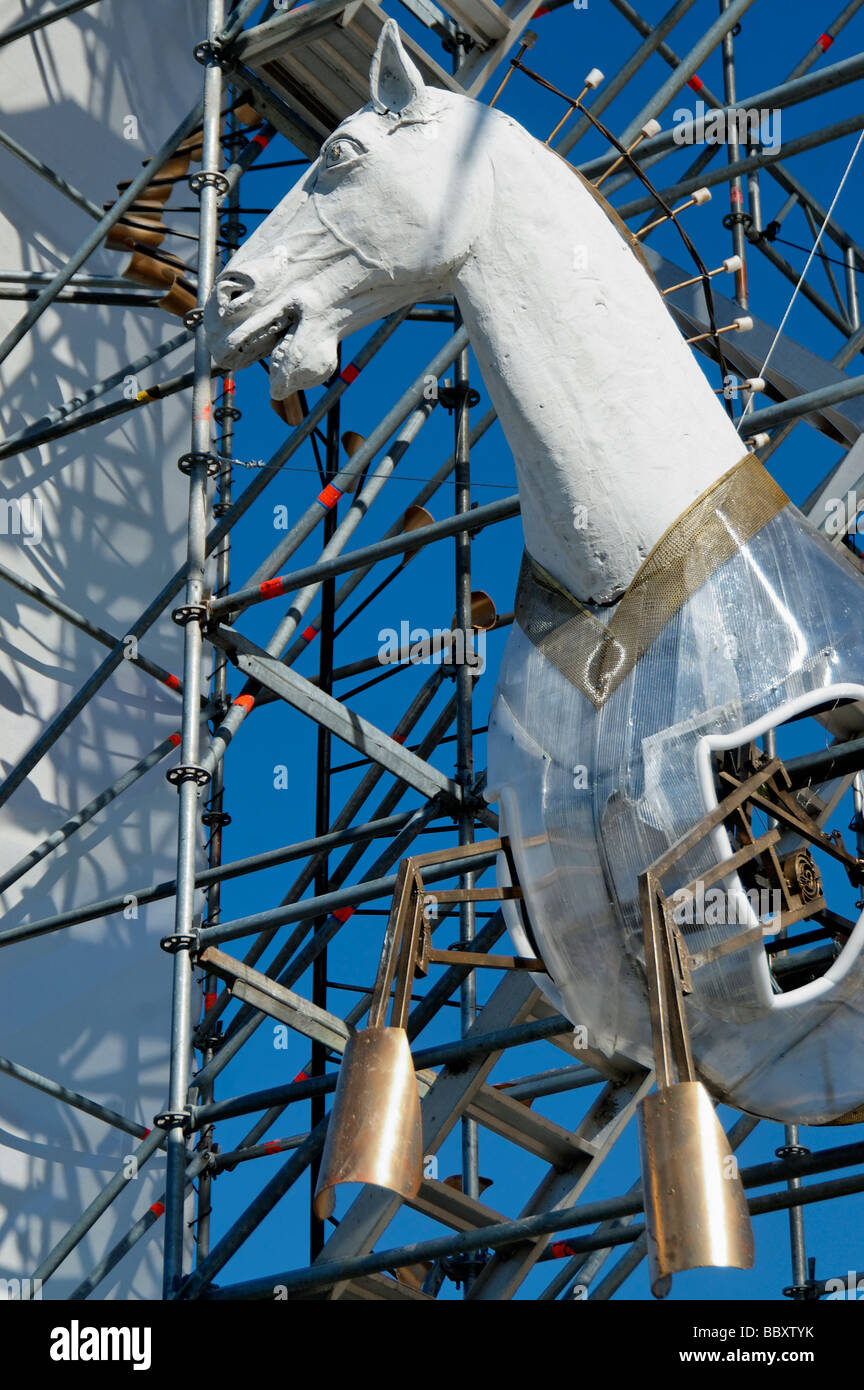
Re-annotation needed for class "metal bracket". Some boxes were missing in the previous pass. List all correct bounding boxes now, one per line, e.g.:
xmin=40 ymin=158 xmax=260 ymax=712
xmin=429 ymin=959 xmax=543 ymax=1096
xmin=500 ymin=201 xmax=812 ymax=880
xmin=367 ymin=837 xmax=545 ymax=1017
xmin=171 ymin=602 xmax=209 ymax=626
xmin=639 ymin=870 xmax=696 ymax=1088
xmin=723 ymin=210 xmax=753 ymax=233
xmin=441 ymin=29 xmax=475 ymax=56
xmin=193 ymin=38 xmax=227 ymax=68
xmin=154 ymin=1108 xmax=193 ymax=1132
xmin=177 ymin=450 xmax=221 ymax=477
xmin=776 ymin=1142 xmax=810 ymax=1161
xmin=427 ymin=944 xmax=544 ymax=972
xmin=783 ymin=1280 xmax=820 ymax=1301
xmin=436 ymin=383 xmax=481 ymax=412
xmin=220 ymin=217 xmax=247 ymax=239
xmin=195 ymin=1146 xmax=220 ymax=1175
xmin=641 ymin=748 xmax=861 ymax=1002
xmin=189 ymin=169 xmax=230 ymax=198
xmin=165 ymin=764 xmax=211 ymax=789
xmin=196 ymin=1019 xmax=224 ymax=1050
xmin=160 ymin=933 xmax=198 ymax=954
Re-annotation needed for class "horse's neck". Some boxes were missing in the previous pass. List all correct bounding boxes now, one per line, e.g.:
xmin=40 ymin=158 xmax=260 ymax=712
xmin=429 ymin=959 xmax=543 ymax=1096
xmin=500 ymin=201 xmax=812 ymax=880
xmin=453 ymin=130 xmax=747 ymax=605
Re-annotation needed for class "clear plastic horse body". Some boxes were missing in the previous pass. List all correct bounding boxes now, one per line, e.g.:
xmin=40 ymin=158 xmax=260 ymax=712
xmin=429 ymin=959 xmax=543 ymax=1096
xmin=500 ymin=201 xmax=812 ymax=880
xmin=492 ymin=505 xmax=864 ymax=1123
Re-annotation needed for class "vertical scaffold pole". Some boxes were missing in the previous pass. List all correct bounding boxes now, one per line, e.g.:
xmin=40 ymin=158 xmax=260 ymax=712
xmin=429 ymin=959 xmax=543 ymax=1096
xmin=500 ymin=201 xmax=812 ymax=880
xmin=452 ymin=307 xmax=479 ymax=1249
xmin=448 ymin=31 xmax=480 ymax=1285
xmin=782 ymin=1123 xmax=810 ymax=1298
xmin=720 ymin=0 xmax=749 ymax=310
xmin=195 ymin=94 xmax=242 ymax=1268
xmin=310 ymin=361 xmax=341 ymax=1258
xmin=846 ymin=247 xmax=861 ymax=331
xmin=162 ymin=0 xmax=225 ymax=1299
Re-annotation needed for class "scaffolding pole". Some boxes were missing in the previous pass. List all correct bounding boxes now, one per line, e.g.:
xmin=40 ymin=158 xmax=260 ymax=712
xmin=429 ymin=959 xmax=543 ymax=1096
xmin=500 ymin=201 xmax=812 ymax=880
xmin=161 ymin=0 xmax=226 ymax=1298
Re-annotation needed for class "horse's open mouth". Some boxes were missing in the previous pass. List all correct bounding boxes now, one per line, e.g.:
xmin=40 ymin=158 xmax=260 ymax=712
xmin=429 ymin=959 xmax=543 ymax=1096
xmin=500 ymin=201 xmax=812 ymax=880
xmin=267 ymin=308 xmax=338 ymax=399
xmin=209 ymin=302 xmax=301 ymax=374
xmin=268 ymin=310 xmax=301 ymax=376
xmin=244 ymin=304 xmax=300 ymax=366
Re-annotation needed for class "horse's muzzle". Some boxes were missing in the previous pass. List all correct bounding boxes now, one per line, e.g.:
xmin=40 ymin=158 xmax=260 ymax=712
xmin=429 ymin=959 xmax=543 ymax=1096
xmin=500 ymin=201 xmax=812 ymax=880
xmin=203 ymin=271 xmax=301 ymax=372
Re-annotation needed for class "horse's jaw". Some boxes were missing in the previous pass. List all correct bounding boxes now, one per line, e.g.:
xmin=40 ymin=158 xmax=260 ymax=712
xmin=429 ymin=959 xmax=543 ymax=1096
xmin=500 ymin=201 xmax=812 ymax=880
xmin=207 ymin=275 xmax=441 ymax=397
xmin=204 ymin=248 xmax=420 ymax=397
xmin=267 ymin=279 xmax=430 ymax=395
xmin=204 ymin=286 xmax=342 ymax=396
xmin=268 ymin=314 xmax=339 ymax=397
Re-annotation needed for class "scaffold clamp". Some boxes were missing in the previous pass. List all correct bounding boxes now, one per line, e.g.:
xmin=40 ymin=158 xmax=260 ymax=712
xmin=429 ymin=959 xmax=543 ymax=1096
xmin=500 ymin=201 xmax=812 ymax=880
xmin=153 ymin=1107 xmax=193 ymax=1132
xmin=171 ymin=602 xmax=209 ymax=626
xmin=177 ymin=450 xmax=220 ymax=477
xmin=165 ymin=764 xmax=212 ymax=789
xmin=189 ymin=169 xmax=230 ymax=198
xmin=159 ymin=933 xmax=199 ymax=954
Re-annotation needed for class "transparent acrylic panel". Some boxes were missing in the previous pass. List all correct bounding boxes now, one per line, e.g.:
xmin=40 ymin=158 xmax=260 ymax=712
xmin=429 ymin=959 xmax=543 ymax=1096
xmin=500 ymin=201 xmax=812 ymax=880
xmin=488 ymin=505 xmax=864 ymax=1123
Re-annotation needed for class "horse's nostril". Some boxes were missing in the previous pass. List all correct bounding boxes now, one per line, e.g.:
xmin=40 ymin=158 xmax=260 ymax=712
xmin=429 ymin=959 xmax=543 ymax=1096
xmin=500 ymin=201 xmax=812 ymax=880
xmin=218 ymin=273 xmax=254 ymax=312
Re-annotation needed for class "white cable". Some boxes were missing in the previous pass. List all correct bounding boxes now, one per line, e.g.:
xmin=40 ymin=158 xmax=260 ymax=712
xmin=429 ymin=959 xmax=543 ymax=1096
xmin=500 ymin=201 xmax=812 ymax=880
xmin=737 ymin=126 xmax=864 ymax=431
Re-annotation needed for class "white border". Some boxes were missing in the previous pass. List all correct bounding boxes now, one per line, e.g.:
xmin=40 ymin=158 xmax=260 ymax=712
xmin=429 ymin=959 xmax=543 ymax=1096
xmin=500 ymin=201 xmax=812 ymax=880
xmin=694 ymin=683 xmax=864 ymax=1010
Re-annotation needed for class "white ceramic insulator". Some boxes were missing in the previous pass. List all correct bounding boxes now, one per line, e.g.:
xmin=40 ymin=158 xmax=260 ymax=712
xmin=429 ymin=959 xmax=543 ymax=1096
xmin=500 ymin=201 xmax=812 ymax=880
xmin=722 ymin=254 xmax=743 ymax=273
xmin=691 ymin=187 xmax=712 ymax=205
xmin=641 ymin=118 xmax=661 ymax=138
xmin=744 ymin=377 xmax=766 ymax=392
xmin=584 ymin=67 xmax=604 ymax=89
xmin=734 ymin=316 xmax=754 ymax=332
xmin=747 ymin=432 xmax=771 ymax=449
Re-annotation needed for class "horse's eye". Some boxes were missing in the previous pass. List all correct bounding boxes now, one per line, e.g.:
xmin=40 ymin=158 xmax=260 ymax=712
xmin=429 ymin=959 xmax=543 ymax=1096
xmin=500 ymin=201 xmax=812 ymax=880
xmin=323 ymin=138 xmax=362 ymax=169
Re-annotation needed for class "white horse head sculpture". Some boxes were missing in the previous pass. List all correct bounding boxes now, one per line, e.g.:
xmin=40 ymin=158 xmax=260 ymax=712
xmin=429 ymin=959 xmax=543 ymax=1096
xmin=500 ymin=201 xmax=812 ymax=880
xmin=205 ymin=20 xmax=747 ymax=606
xmin=206 ymin=26 xmax=483 ymax=394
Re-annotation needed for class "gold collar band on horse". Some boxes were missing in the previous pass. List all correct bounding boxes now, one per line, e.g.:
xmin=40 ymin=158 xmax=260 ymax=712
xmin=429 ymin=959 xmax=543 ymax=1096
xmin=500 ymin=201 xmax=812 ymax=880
xmin=516 ymin=451 xmax=789 ymax=708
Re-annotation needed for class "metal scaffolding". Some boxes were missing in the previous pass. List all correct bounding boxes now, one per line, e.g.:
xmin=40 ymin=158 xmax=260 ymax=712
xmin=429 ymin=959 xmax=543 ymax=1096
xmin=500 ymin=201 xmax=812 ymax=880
xmin=2 ymin=0 xmax=864 ymax=1302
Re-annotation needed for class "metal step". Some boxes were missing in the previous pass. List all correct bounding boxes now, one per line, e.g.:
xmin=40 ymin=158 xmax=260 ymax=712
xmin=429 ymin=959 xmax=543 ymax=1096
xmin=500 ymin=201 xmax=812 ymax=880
xmin=408 ymin=1175 xmax=505 ymax=1229
xmin=237 ymin=0 xmax=539 ymax=141
xmin=237 ymin=0 xmax=461 ymax=142
xmin=200 ymin=945 xmax=352 ymax=1052
xmin=468 ymin=1083 xmax=599 ymax=1167
xmin=338 ymin=1271 xmax=436 ymax=1298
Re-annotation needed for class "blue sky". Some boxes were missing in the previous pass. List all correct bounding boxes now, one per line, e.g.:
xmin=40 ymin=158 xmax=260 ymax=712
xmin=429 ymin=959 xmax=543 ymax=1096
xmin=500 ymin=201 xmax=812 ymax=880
xmin=190 ymin=0 xmax=864 ymax=1300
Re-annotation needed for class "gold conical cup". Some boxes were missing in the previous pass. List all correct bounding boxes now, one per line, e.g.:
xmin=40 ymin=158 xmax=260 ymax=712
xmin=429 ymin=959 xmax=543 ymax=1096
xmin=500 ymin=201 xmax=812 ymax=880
xmin=314 ymin=1027 xmax=423 ymax=1220
xmin=638 ymin=1081 xmax=754 ymax=1298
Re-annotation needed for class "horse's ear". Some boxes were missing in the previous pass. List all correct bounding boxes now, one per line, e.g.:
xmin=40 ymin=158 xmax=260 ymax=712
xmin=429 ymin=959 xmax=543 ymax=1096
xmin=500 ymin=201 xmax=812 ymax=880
xmin=370 ymin=20 xmax=426 ymax=114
